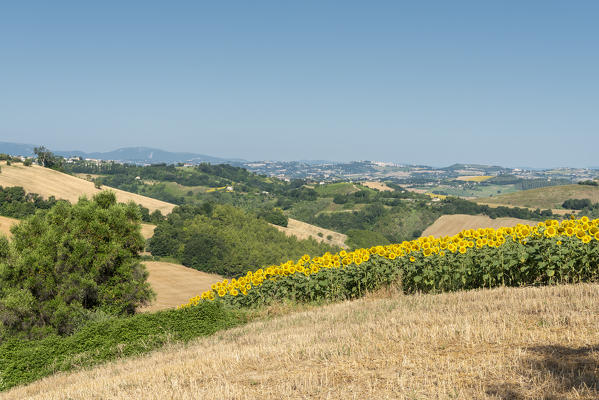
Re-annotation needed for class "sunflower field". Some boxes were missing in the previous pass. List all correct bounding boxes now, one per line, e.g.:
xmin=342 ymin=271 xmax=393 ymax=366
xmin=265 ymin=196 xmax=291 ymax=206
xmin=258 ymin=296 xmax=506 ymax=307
xmin=180 ymin=216 xmax=599 ymax=309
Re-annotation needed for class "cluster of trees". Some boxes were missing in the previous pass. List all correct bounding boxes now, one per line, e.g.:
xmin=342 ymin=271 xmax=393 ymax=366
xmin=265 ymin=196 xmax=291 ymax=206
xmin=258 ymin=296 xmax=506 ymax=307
xmin=256 ymin=207 xmax=288 ymax=227
xmin=0 ymin=192 xmax=153 ymax=340
xmin=578 ymin=180 xmax=598 ymax=186
xmin=563 ymin=198 xmax=593 ymax=210
xmin=65 ymin=161 xmax=279 ymax=192
xmin=0 ymin=186 xmax=60 ymax=219
xmin=148 ymin=203 xmax=338 ymax=277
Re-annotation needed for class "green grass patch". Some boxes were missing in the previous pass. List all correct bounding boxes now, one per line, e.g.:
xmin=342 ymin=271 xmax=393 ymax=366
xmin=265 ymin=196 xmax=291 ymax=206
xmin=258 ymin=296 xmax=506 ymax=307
xmin=0 ymin=301 xmax=243 ymax=392
xmin=314 ymin=182 xmax=358 ymax=197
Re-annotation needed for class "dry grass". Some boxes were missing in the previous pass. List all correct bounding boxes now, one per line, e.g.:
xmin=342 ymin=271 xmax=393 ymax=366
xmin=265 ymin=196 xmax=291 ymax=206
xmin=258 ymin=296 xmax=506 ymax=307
xmin=422 ymin=214 xmax=537 ymax=237
xmin=5 ymin=283 xmax=599 ymax=399
xmin=0 ymin=216 xmax=18 ymax=238
xmin=0 ymin=162 xmax=175 ymax=215
xmin=479 ymin=184 xmax=599 ymax=210
xmin=139 ymin=261 xmax=222 ymax=312
xmin=455 ymin=175 xmax=494 ymax=182
xmin=140 ymin=223 xmax=156 ymax=240
xmin=362 ymin=181 xmax=393 ymax=191
xmin=272 ymin=218 xmax=348 ymax=248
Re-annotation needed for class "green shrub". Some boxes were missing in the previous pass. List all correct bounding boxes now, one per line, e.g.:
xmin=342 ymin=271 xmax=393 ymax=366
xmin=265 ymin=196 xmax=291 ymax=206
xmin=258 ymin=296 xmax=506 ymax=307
xmin=346 ymin=229 xmax=390 ymax=249
xmin=0 ymin=301 xmax=241 ymax=391
xmin=0 ymin=191 xmax=154 ymax=339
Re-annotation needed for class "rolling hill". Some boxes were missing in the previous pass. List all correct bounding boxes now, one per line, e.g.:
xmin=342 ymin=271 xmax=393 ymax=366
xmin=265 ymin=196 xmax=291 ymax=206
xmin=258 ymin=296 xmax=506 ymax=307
xmin=6 ymin=283 xmax=598 ymax=399
xmin=0 ymin=162 xmax=175 ymax=215
xmin=422 ymin=214 xmax=537 ymax=237
xmin=479 ymin=184 xmax=599 ymax=210
xmin=140 ymin=261 xmax=222 ymax=312
xmin=272 ymin=218 xmax=348 ymax=248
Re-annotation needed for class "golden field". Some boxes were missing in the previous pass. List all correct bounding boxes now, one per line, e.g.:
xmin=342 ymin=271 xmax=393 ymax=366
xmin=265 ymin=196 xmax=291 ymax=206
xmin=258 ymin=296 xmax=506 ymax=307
xmin=4 ymin=283 xmax=599 ymax=399
xmin=272 ymin=217 xmax=348 ymax=249
xmin=0 ymin=162 xmax=175 ymax=215
xmin=140 ymin=261 xmax=223 ymax=312
xmin=361 ymin=181 xmax=393 ymax=191
xmin=0 ymin=216 xmax=18 ymax=238
xmin=480 ymin=184 xmax=599 ymax=210
xmin=421 ymin=214 xmax=536 ymax=237
xmin=455 ymin=175 xmax=494 ymax=182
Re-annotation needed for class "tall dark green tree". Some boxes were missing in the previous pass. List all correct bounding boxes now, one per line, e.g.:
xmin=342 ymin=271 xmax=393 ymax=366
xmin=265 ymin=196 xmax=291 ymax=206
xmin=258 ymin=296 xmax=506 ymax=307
xmin=0 ymin=191 xmax=154 ymax=339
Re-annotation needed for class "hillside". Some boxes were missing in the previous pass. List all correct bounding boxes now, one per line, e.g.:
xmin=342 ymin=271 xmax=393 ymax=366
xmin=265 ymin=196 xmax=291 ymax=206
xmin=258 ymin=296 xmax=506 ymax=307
xmin=0 ymin=216 xmax=18 ymax=237
xmin=422 ymin=214 xmax=537 ymax=237
xmin=272 ymin=218 xmax=348 ymax=248
xmin=6 ymin=283 xmax=599 ymax=399
xmin=479 ymin=184 xmax=599 ymax=210
xmin=0 ymin=162 xmax=175 ymax=214
xmin=140 ymin=261 xmax=222 ymax=312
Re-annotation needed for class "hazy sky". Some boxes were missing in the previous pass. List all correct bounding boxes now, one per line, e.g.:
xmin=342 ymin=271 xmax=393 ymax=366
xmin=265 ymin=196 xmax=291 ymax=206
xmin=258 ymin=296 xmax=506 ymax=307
xmin=1 ymin=1 xmax=598 ymax=167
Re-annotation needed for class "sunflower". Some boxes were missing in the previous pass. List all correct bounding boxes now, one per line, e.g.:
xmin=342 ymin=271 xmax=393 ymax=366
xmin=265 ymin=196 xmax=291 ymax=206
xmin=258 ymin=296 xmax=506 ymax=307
xmin=409 ymin=256 xmax=416 ymax=262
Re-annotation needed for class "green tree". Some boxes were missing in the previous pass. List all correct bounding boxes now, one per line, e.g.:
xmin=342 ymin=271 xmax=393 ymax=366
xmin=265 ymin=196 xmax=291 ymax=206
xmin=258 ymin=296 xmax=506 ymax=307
xmin=33 ymin=146 xmax=63 ymax=170
xmin=0 ymin=191 xmax=154 ymax=339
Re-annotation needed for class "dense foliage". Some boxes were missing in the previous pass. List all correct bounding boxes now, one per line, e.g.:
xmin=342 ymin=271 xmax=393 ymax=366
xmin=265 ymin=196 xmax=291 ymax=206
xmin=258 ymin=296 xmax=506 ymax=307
xmin=0 ymin=192 xmax=154 ymax=339
xmin=148 ymin=203 xmax=339 ymax=277
xmin=181 ymin=217 xmax=599 ymax=309
xmin=0 ymin=186 xmax=60 ymax=218
xmin=562 ymin=198 xmax=592 ymax=210
xmin=0 ymin=301 xmax=241 ymax=391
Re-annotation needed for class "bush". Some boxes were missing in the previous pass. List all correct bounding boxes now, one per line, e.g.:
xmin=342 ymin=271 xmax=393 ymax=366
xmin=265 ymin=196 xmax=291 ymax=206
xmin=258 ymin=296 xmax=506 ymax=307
xmin=578 ymin=180 xmax=598 ymax=186
xmin=0 ymin=191 xmax=154 ymax=339
xmin=257 ymin=207 xmax=288 ymax=227
xmin=0 ymin=301 xmax=241 ymax=391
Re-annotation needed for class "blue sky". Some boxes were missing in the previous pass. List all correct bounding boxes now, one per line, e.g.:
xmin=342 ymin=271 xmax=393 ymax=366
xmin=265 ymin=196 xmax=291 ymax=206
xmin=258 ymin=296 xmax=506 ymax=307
xmin=1 ymin=1 xmax=598 ymax=167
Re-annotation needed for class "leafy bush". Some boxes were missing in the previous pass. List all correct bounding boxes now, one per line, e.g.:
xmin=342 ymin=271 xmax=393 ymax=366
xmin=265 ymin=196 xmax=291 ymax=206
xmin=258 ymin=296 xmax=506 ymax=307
xmin=0 ymin=186 xmax=59 ymax=219
xmin=0 ymin=191 xmax=154 ymax=339
xmin=256 ymin=207 xmax=288 ymax=227
xmin=0 ymin=301 xmax=241 ymax=391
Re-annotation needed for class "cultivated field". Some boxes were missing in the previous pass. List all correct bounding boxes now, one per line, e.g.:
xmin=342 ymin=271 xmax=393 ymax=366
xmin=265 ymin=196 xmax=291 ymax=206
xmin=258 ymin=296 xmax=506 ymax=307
xmin=361 ymin=181 xmax=393 ymax=191
xmin=272 ymin=218 xmax=348 ymax=248
xmin=7 ymin=283 xmax=599 ymax=399
xmin=140 ymin=223 xmax=156 ymax=240
xmin=480 ymin=184 xmax=599 ymax=210
xmin=422 ymin=214 xmax=536 ymax=237
xmin=0 ymin=216 xmax=18 ymax=238
xmin=140 ymin=261 xmax=222 ymax=312
xmin=455 ymin=175 xmax=494 ymax=182
xmin=0 ymin=162 xmax=175 ymax=214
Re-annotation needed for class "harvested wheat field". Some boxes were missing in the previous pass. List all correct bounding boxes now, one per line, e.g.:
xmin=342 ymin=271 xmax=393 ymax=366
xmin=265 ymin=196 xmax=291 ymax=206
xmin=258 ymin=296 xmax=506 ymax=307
xmin=479 ymin=184 xmax=599 ymax=210
xmin=139 ymin=261 xmax=222 ymax=312
xmin=5 ymin=283 xmax=599 ymax=399
xmin=0 ymin=162 xmax=175 ymax=215
xmin=422 ymin=214 xmax=537 ymax=237
xmin=0 ymin=216 xmax=18 ymax=238
xmin=362 ymin=181 xmax=393 ymax=191
xmin=272 ymin=218 xmax=348 ymax=248
xmin=140 ymin=223 xmax=156 ymax=240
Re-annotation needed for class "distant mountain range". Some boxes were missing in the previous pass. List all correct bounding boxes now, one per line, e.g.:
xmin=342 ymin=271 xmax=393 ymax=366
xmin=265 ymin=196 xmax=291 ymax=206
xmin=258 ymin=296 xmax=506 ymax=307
xmin=0 ymin=142 xmax=243 ymax=165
